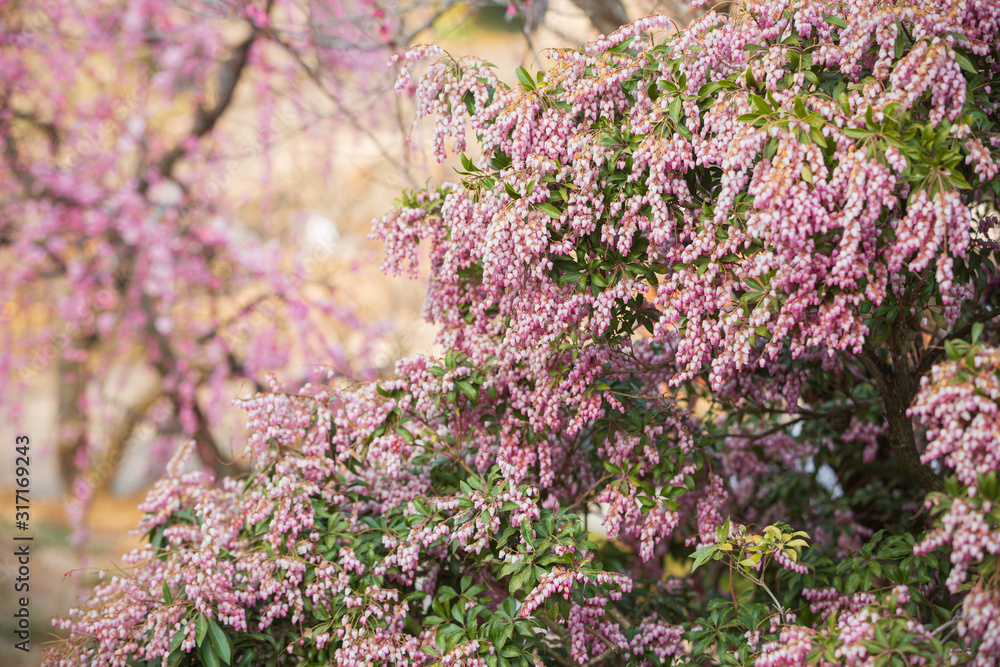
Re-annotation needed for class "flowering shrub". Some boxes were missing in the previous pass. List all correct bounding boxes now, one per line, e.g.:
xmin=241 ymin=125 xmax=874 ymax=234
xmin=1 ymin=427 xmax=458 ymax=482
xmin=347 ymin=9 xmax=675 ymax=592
xmin=48 ymin=0 xmax=1000 ymax=665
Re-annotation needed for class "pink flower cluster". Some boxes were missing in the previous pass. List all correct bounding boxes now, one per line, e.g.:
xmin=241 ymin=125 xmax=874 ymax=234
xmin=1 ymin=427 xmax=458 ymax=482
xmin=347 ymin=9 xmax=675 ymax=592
xmin=914 ymin=494 xmax=1000 ymax=593
xmin=48 ymin=4 xmax=1000 ymax=665
xmin=910 ymin=346 xmax=1000 ymax=600
xmin=519 ymin=567 xmax=631 ymax=618
xmin=959 ymin=583 xmax=1000 ymax=667
xmin=796 ymin=586 xmax=943 ymax=666
xmin=626 ymin=615 xmax=687 ymax=665
xmin=910 ymin=345 xmax=1000 ymax=487
xmin=755 ymin=625 xmax=813 ymax=667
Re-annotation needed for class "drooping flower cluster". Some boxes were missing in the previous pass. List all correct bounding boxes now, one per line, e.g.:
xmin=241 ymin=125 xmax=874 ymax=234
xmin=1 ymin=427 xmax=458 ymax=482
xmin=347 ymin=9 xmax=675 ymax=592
xmin=910 ymin=344 xmax=1000 ymax=610
xmin=754 ymin=625 xmax=813 ymax=667
xmin=910 ymin=344 xmax=1000 ymax=486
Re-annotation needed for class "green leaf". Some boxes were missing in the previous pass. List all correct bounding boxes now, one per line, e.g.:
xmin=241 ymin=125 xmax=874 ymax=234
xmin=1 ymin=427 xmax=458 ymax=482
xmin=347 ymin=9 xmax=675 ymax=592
xmin=516 ymin=66 xmax=536 ymax=91
xmin=196 ymin=613 xmax=209 ymax=646
xmin=949 ymin=169 xmax=972 ymax=190
xmin=698 ymin=81 xmax=721 ymax=97
xmin=200 ymin=644 xmax=221 ymax=667
xmin=758 ymin=138 xmax=776 ymax=161
xmin=509 ymin=567 xmax=532 ymax=595
xmin=690 ymin=545 xmax=717 ymax=572
xmin=824 ymin=15 xmax=848 ymax=29
xmin=750 ymin=94 xmax=771 ymax=114
xmin=953 ymin=51 xmax=977 ymax=75
xmin=535 ymin=202 xmax=562 ymax=219
xmin=717 ymin=516 xmax=731 ymax=543
xmin=972 ymin=321 xmax=984 ymax=344
xmin=455 ymin=380 xmax=478 ymax=403
xmin=501 ymin=646 xmax=521 ymax=659
xmin=520 ymin=520 xmax=534 ymax=545
xmin=668 ymin=97 xmax=682 ymax=122
xmin=207 ymin=618 xmax=232 ymax=665
xmin=809 ymin=126 xmax=827 ymax=148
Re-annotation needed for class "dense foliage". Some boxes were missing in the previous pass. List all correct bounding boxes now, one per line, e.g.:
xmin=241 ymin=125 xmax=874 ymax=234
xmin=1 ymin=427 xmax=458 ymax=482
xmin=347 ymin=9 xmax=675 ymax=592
xmin=49 ymin=1 xmax=1000 ymax=665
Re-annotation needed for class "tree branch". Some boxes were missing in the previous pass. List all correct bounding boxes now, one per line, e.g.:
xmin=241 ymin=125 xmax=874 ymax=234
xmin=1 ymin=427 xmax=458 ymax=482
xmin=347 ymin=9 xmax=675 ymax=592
xmin=581 ymin=647 xmax=617 ymax=667
xmin=95 ymin=386 xmax=164 ymax=495
xmin=584 ymin=625 xmax=616 ymax=651
xmin=267 ymin=32 xmax=417 ymax=186
xmin=143 ymin=3 xmax=271 ymax=192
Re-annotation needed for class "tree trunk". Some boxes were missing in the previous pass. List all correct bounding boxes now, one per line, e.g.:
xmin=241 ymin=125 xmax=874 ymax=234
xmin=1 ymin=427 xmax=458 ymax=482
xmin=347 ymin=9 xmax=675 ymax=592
xmin=94 ymin=387 xmax=163 ymax=495
xmin=189 ymin=399 xmax=242 ymax=480
xmin=881 ymin=368 xmax=944 ymax=493
xmin=57 ymin=353 xmax=89 ymax=493
xmin=859 ymin=348 xmax=944 ymax=493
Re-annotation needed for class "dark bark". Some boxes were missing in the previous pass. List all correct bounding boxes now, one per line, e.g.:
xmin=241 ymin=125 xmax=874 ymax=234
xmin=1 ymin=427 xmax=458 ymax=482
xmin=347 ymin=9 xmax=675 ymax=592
xmin=858 ymin=347 xmax=943 ymax=493
xmin=881 ymin=367 xmax=944 ymax=493
xmin=57 ymin=354 xmax=89 ymax=492
xmin=141 ymin=0 xmax=275 ymax=191
xmin=144 ymin=32 xmax=254 ymax=192
xmin=190 ymin=399 xmax=242 ymax=481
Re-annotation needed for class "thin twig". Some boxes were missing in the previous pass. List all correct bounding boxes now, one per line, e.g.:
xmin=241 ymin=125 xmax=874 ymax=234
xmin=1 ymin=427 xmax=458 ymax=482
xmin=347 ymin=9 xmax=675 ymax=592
xmin=929 ymin=617 xmax=959 ymax=638
xmin=582 ymin=647 xmax=617 ymax=667
xmin=584 ymin=625 xmax=617 ymax=653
